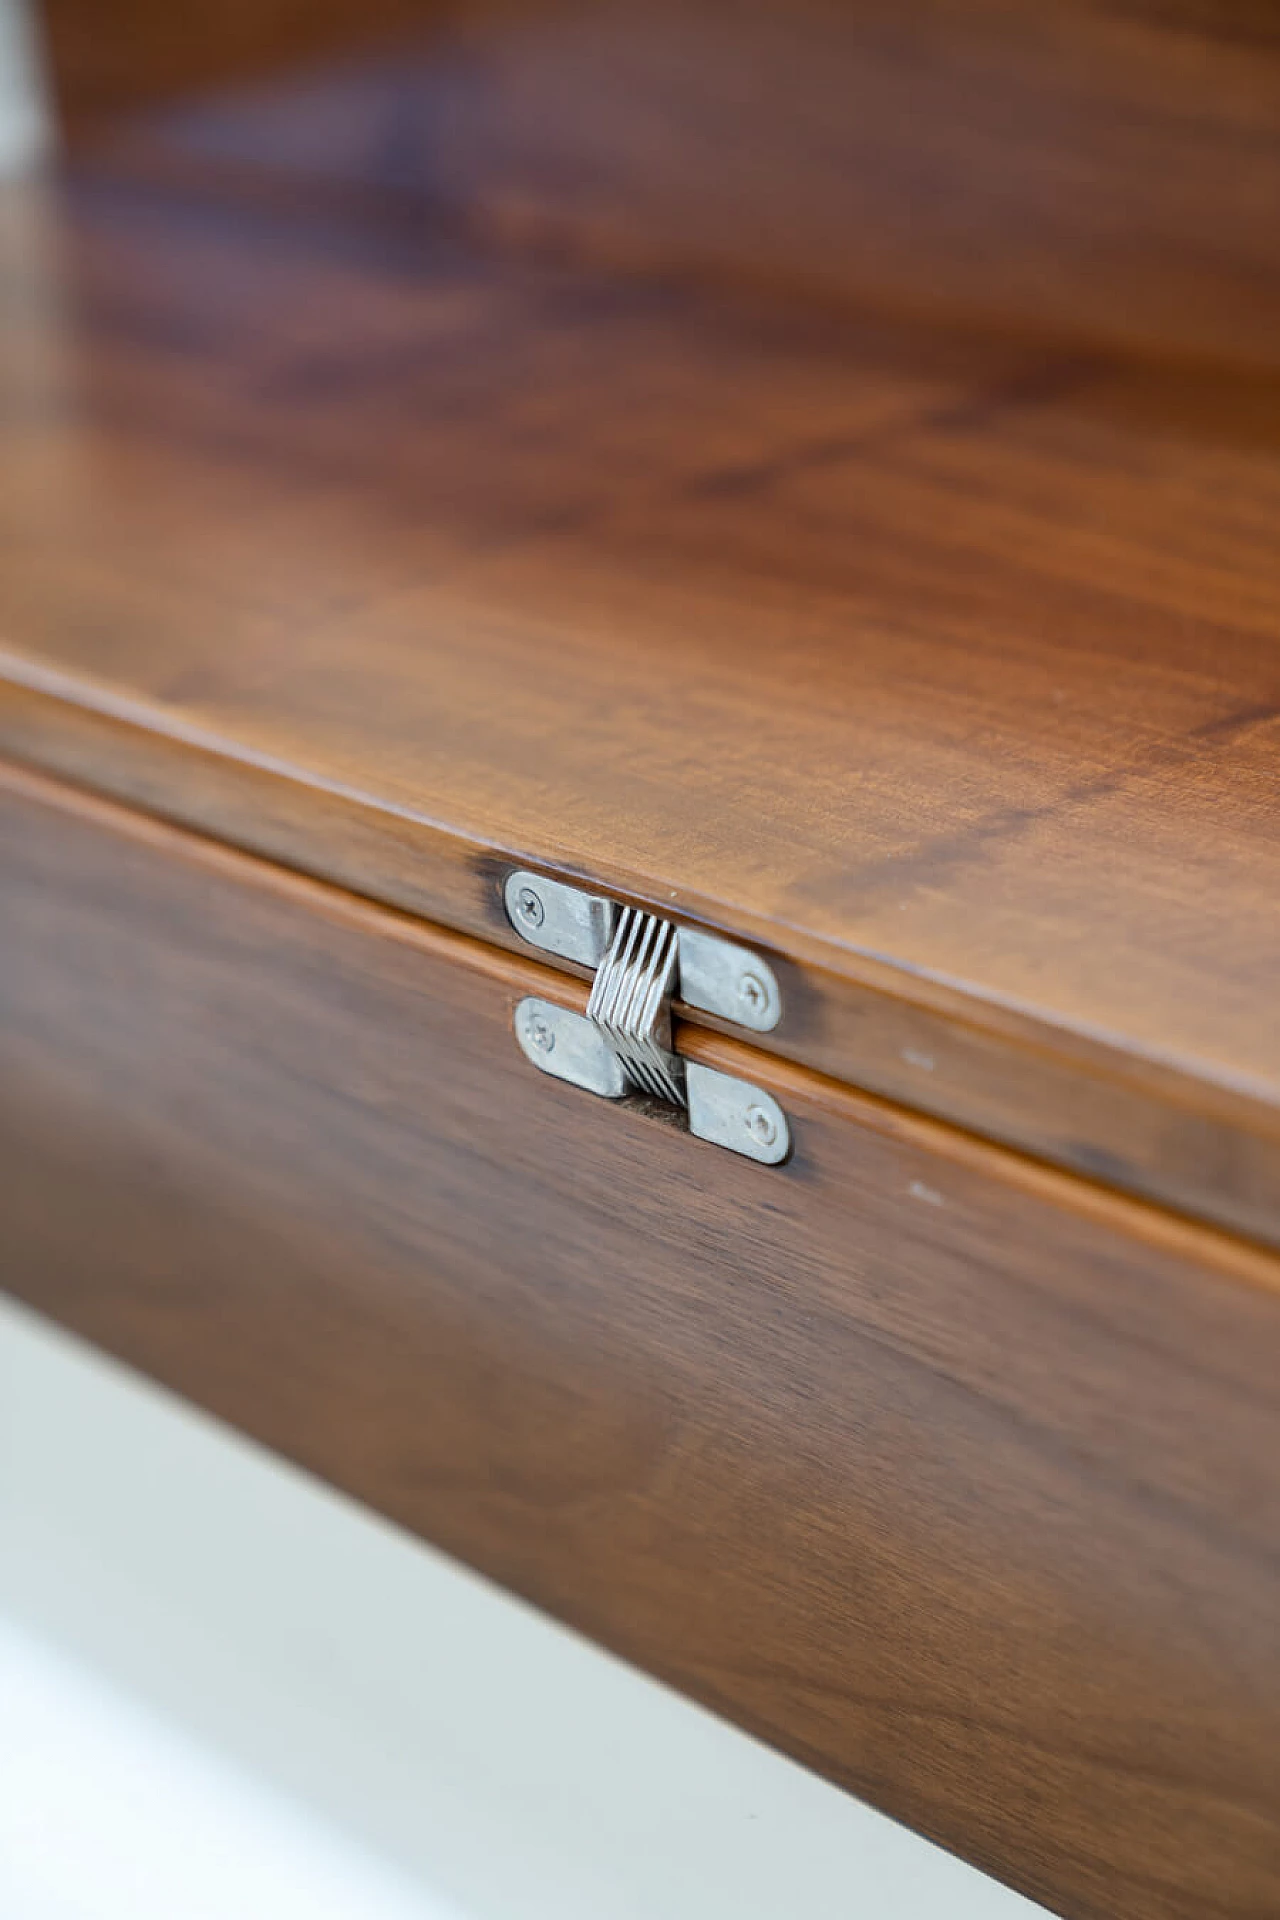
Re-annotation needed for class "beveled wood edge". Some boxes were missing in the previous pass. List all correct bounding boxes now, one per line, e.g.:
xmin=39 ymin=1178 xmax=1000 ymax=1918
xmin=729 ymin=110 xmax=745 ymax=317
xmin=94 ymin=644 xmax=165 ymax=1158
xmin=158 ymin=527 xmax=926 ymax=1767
xmin=5 ymin=751 xmax=1278 ymax=1303
xmin=2 ymin=648 xmax=1270 ymax=1113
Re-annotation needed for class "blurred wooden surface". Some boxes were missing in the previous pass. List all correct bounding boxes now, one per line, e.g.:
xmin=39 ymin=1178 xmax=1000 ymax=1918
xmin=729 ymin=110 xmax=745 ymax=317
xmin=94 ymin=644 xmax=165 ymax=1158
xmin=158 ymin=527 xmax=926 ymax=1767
xmin=1 ymin=132 xmax=1279 ymax=1241
xmin=4 ymin=759 xmax=1279 ymax=1920
xmin=37 ymin=0 xmax=459 ymax=127
xmin=89 ymin=0 xmax=1280 ymax=370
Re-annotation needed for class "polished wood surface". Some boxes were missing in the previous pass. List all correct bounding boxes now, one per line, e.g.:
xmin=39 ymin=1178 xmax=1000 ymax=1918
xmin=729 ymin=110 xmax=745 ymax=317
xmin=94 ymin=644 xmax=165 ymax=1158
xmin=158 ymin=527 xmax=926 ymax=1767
xmin=4 ymin=760 xmax=1279 ymax=1920
xmin=1 ymin=132 xmax=1279 ymax=1241
xmin=111 ymin=0 xmax=1280 ymax=369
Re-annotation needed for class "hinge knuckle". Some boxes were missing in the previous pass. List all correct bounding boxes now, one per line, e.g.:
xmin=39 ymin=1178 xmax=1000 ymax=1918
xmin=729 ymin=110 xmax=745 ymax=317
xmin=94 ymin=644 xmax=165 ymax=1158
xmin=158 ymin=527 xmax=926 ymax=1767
xmin=508 ymin=874 xmax=790 ymax=1166
xmin=588 ymin=907 xmax=685 ymax=1106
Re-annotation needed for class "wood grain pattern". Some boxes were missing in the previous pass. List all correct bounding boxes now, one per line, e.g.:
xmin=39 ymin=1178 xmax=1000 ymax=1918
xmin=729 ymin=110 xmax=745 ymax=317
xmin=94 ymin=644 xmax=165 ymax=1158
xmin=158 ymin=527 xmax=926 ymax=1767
xmin=3 ymin=759 xmax=1279 ymax=1920
xmin=1 ymin=156 xmax=1279 ymax=1242
xmin=109 ymin=0 xmax=1280 ymax=370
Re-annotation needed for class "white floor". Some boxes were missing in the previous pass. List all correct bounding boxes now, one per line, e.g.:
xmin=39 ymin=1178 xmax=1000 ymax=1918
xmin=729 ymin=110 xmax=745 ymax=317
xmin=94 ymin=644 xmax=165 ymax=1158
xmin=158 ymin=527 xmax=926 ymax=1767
xmin=0 ymin=1297 xmax=1047 ymax=1920
xmin=1 ymin=1613 xmax=465 ymax=1920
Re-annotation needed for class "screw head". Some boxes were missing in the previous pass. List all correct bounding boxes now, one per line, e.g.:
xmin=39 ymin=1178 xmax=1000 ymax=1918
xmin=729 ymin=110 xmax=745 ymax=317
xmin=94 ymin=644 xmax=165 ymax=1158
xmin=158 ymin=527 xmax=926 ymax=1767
xmin=738 ymin=972 xmax=768 ymax=1016
xmin=525 ymin=1013 xmax=555 ymax=1054
xmin=745 ymin=1103 xmax=777 ymax=1148
xmin=516 ymin=885 xmax=545 ymax=929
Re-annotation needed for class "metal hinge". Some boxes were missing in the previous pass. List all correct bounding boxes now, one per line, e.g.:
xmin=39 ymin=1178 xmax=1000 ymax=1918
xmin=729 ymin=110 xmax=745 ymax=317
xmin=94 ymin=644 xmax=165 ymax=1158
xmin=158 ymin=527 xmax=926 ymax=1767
xmin=505 ymin=872 xmax=790 ymax=1166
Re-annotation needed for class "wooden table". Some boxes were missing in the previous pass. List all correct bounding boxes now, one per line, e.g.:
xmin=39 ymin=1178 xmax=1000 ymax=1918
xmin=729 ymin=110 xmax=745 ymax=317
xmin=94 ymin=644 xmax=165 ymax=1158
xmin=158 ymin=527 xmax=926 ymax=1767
xmin=4 ymin=6 xmax=1280 ymax=1914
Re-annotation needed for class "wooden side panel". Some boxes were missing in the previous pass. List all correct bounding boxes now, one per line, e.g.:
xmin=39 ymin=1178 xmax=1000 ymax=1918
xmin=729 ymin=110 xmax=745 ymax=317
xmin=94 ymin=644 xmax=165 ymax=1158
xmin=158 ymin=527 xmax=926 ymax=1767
xmin=3 ymin=762 xmax=1278 ymax=1920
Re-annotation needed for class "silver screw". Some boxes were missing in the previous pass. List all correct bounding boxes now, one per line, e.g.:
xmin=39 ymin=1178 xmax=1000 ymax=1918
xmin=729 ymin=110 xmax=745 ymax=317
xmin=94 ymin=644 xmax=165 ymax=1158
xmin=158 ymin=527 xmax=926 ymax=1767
xmin=745 ymin=1103 xmax=777 ymax=1148
xmin=516 ymin=885 xmax=545 ymax=929
xmin=526 ymin=1013 xmax=555 ymax=1054
xmin=738 ymin=972 xmax=768 ymax=1016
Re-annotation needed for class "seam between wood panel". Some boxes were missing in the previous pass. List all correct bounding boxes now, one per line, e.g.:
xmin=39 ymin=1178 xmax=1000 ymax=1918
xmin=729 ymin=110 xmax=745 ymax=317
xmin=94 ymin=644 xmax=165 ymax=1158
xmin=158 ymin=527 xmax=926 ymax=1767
xmin=4 ymin=752 xmax=1279 ymax=1300
xmin=0 ymin=751 xmax=582 ymax=1003
xmin=2 ymin=666 xmax=1278 ymax=1261
xmin=0 ymin=656 xmax=1275 ymax=1120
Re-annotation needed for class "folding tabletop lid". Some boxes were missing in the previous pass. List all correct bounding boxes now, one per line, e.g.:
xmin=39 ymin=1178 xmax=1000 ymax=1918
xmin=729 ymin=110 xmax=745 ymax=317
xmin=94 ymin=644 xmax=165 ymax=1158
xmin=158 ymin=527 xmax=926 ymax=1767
xmin=1 ymin=126 xmax=1279 ymax=1246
